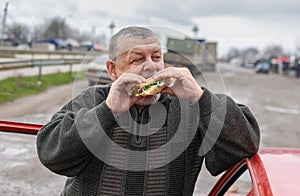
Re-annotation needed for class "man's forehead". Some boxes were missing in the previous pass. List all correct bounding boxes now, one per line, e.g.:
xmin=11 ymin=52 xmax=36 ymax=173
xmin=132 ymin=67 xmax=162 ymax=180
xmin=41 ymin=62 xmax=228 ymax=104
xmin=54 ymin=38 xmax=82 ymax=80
xmin=118 ymin=37 xmax=161 ymax=55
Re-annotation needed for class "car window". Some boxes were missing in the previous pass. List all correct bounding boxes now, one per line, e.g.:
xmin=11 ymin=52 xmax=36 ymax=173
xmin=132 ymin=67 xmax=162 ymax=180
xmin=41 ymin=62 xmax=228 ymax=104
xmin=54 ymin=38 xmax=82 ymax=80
xmin=210 ymin=162 xmax=253 ymax=196
xmin=224 ymin=170 xmax=252 ymax=196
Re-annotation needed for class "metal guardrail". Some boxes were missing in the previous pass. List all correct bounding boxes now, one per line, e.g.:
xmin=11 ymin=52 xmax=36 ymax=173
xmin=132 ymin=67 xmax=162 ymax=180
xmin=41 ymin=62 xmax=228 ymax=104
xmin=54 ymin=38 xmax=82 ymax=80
xmin=0 ymin=49 xmax=107 ymax=80
xmin=0 ymin=48 xmax=88 ymax=56
xmin=0 ymin=60 xmax=32 ymax=70
xmin=0 ymin=58 xmax=85 ymax=71
xmin=0 ymin=58 xmax=87 ymax=80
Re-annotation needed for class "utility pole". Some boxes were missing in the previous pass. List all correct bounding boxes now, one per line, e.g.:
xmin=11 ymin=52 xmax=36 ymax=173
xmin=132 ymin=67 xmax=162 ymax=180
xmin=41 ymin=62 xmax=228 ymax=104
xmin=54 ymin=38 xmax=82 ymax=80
xmin=192 ymin=24 xmax=199 ymax=39
xmin=108 ymin=21 xmax=115 ymax=37
xmin=108 ymin=21 xmax=115 ymax=47
xmin=1 ymin=2 xmax=9 ymax=46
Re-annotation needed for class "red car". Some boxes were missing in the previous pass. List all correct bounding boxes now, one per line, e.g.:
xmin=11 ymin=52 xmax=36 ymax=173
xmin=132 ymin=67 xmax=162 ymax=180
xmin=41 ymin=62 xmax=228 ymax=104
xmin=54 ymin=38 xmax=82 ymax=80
xmin=209 ymin=148 xmax=300 ymax=195
xmin=1 ymin=121 xmax=300 ymax=195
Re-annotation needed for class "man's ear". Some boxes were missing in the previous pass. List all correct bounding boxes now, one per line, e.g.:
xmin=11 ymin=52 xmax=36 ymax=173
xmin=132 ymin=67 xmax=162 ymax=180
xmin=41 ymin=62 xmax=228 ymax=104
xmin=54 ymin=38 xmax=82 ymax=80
xmin=106 ymin=60 xmax=117 ymax=81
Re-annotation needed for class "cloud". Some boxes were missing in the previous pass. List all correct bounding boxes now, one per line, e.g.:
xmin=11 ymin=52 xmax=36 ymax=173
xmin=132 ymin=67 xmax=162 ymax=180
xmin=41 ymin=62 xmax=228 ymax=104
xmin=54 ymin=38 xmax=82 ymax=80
xmin=6 ymin=0 xmax=300 ymax=30
xmin=135 ymin=0 xmax=300 ymax=26
xmin=2 ymin=0 xmax=300 ymax=56
xmin=5 ymin=0 xmax=78 ymax=24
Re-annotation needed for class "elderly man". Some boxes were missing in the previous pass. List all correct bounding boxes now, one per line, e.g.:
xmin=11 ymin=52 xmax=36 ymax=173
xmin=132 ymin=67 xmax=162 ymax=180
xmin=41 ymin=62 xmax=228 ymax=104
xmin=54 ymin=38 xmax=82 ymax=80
xmin=37 ymin=26 xmax=260 ymax=196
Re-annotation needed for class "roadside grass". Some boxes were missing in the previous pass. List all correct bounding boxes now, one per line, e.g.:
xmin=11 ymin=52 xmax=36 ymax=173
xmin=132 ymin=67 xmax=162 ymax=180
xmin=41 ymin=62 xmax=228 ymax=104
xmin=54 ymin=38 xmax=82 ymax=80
xmin=0 ymin=71 xmax=85 ymax=104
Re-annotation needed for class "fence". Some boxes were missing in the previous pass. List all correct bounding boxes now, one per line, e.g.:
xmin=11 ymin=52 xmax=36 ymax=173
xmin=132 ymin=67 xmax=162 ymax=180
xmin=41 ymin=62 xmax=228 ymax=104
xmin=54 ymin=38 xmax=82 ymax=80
xmin=0 ymin=48 xmax=105 ymax=80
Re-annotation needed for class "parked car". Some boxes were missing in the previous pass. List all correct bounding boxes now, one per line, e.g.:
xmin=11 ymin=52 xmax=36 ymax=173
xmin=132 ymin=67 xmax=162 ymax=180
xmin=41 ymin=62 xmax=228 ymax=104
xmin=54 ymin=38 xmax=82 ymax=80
xmin=1 ymin=121 xmax=300 ymax=196
xmin=85 ymin=55 xmax=111 ymax=86
xmin=208 ymin=147 xmax=300 ymax=195
xmin=255 ymin=62 xmax=270 ymax=74
xmin=16 ymin=44 xmax=31 ymax=50
xmin=241 ymin=56 xmax=258 ymax=68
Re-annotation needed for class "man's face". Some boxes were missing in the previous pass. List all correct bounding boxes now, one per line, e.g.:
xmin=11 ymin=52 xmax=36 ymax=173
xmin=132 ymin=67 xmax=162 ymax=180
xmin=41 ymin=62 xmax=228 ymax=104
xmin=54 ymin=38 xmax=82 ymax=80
xmin=114 ymin=36 xmax=164 ymax=77
xmin=112 ymin=36 xmax=165 ymax=106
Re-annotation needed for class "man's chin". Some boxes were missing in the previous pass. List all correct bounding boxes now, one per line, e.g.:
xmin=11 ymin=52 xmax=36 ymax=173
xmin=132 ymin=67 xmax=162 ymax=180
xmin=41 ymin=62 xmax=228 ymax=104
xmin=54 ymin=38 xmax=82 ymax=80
xmin=136 ymin=94 xmax=161 ymax=106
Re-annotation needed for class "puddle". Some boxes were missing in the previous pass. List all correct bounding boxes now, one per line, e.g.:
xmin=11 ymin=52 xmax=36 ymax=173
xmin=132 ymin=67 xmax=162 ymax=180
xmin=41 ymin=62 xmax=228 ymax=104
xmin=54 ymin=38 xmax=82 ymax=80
xmin=3 ymin=161 xmax=26 ymax=169
xmin=1 ymin=147 xmax=30 ymax=156
xmin=265 ymin=105 xmax=299 ymax=115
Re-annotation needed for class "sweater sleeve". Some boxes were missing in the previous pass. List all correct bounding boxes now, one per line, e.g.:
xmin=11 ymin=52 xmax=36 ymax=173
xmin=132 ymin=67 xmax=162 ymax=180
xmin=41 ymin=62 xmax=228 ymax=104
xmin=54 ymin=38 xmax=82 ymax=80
xmin=36 ymin=86 xmax=116 ymax=177
xmin=197 ymin=88 xmax=260 ymax=176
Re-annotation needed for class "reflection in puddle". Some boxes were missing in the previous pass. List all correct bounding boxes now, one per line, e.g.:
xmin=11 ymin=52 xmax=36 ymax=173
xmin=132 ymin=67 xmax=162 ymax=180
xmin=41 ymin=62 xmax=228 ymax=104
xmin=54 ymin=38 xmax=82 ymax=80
xmin=265 ymin=105 xmax=299 ymax=115
xmin=1 ymin=147 xmax=30 ymax=156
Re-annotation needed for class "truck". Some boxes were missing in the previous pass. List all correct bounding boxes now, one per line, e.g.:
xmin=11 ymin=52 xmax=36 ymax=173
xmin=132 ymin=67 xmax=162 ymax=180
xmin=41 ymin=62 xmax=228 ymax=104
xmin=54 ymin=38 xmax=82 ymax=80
xmin=163 ymin=37 xmax=217 ymax=75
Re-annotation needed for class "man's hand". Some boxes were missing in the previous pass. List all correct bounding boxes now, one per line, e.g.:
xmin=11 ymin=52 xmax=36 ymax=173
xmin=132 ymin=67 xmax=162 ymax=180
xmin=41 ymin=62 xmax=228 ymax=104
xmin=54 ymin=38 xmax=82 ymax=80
xmin=106 ymin=73 xmax=146 ymax=115
xmin=152 ymin=67 xmax=203 ymax=103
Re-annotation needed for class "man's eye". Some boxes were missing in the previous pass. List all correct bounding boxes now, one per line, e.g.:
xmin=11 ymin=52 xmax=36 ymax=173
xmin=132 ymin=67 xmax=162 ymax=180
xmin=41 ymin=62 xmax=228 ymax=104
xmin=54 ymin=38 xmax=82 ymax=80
xmin=132 ymin=58 xmax=144 ymax=63
xmin=152 ymin=55 xmax=161 ymax=61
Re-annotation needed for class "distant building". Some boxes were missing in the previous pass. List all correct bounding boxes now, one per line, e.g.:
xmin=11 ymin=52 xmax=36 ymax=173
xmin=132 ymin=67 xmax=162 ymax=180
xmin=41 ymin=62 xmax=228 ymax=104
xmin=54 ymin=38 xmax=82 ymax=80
xmin=164 ymin=37 xmax=217 ymax=73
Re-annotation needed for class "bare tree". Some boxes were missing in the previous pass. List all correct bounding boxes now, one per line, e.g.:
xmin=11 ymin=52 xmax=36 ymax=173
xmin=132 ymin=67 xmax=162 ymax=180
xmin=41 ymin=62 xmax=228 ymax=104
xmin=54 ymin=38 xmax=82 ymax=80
xmin=43 ymin=16 xmax=71 ymax=40
xmin=6 ymin=16 xmax=97 ymax=47
xmin=264 ymin=45 xmax=283 ymax=57
xmin=226 ymin=47 xmax=242 ymax=61
xmin=41 ymin=16 xmax=92 ymax=42
xmin=7 ymin=22 xmax=30 ymax=43
xmin=31 ymin=24 xmax=44 ymax=42
xmin=74 ymin=31 xmax=91 ymax=43
xmin=242 ymin=47 xmax=260 ymax=57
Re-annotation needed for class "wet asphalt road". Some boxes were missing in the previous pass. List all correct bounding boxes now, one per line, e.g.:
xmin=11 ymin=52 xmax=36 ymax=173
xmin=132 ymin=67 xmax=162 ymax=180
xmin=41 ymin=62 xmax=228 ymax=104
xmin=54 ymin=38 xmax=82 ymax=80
xmin=0 ymin=63 xmax=299 ymax=195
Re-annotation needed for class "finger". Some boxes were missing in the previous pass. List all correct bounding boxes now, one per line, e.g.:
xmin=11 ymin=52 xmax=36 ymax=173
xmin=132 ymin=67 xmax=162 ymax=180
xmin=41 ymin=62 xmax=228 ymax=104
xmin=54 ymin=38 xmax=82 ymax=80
xmin=153 ymin=67 xmax=182 ymax=81
xmin=127 ymin=73 xmax=147 ymax=83
xmin=128 ymin=95 xmax=143 ymax=106
xmin=160 ymin=87 xmax=176 ymax=96
xmin=123 ymin=72 xmax=146 ymax=81
xmin=117 ymin=73 xmax=147 ymax=86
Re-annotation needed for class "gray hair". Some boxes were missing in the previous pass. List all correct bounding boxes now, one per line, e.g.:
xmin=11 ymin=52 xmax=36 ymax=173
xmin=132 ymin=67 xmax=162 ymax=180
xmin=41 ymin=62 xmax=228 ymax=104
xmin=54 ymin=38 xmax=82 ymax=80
xmin=108 ymin=26 xmax=158 ymax=60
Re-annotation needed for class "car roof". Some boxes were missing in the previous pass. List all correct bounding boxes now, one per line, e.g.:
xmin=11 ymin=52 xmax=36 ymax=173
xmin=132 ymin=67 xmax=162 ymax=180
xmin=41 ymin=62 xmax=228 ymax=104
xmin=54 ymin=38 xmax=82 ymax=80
xmin=258 ymin=148 xmax=300 ymax=195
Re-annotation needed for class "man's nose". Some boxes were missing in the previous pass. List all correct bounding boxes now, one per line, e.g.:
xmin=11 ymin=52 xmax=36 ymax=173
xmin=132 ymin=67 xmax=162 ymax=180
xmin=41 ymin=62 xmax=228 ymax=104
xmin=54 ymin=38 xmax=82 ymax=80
xmin=143 ymin=58 xmax=157 ymax=71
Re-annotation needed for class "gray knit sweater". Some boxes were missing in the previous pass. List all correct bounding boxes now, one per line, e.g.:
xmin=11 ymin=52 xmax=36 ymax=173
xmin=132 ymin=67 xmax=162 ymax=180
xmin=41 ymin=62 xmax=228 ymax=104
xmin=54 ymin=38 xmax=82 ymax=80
xmin=36 ymin=85 xmax=260 ymax=196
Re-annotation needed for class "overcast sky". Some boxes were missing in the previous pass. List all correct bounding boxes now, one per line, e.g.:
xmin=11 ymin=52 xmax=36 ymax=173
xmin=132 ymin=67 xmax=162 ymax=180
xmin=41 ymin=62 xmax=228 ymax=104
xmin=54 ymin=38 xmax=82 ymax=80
xmin=2 ymin=0 xmax=300 ymax=57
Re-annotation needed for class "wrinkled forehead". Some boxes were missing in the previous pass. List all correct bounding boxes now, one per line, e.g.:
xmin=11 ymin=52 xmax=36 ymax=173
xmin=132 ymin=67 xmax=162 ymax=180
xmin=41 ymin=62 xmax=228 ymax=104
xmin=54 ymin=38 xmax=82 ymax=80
xmin=117 ymin=36 xmax=161 ymax=57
